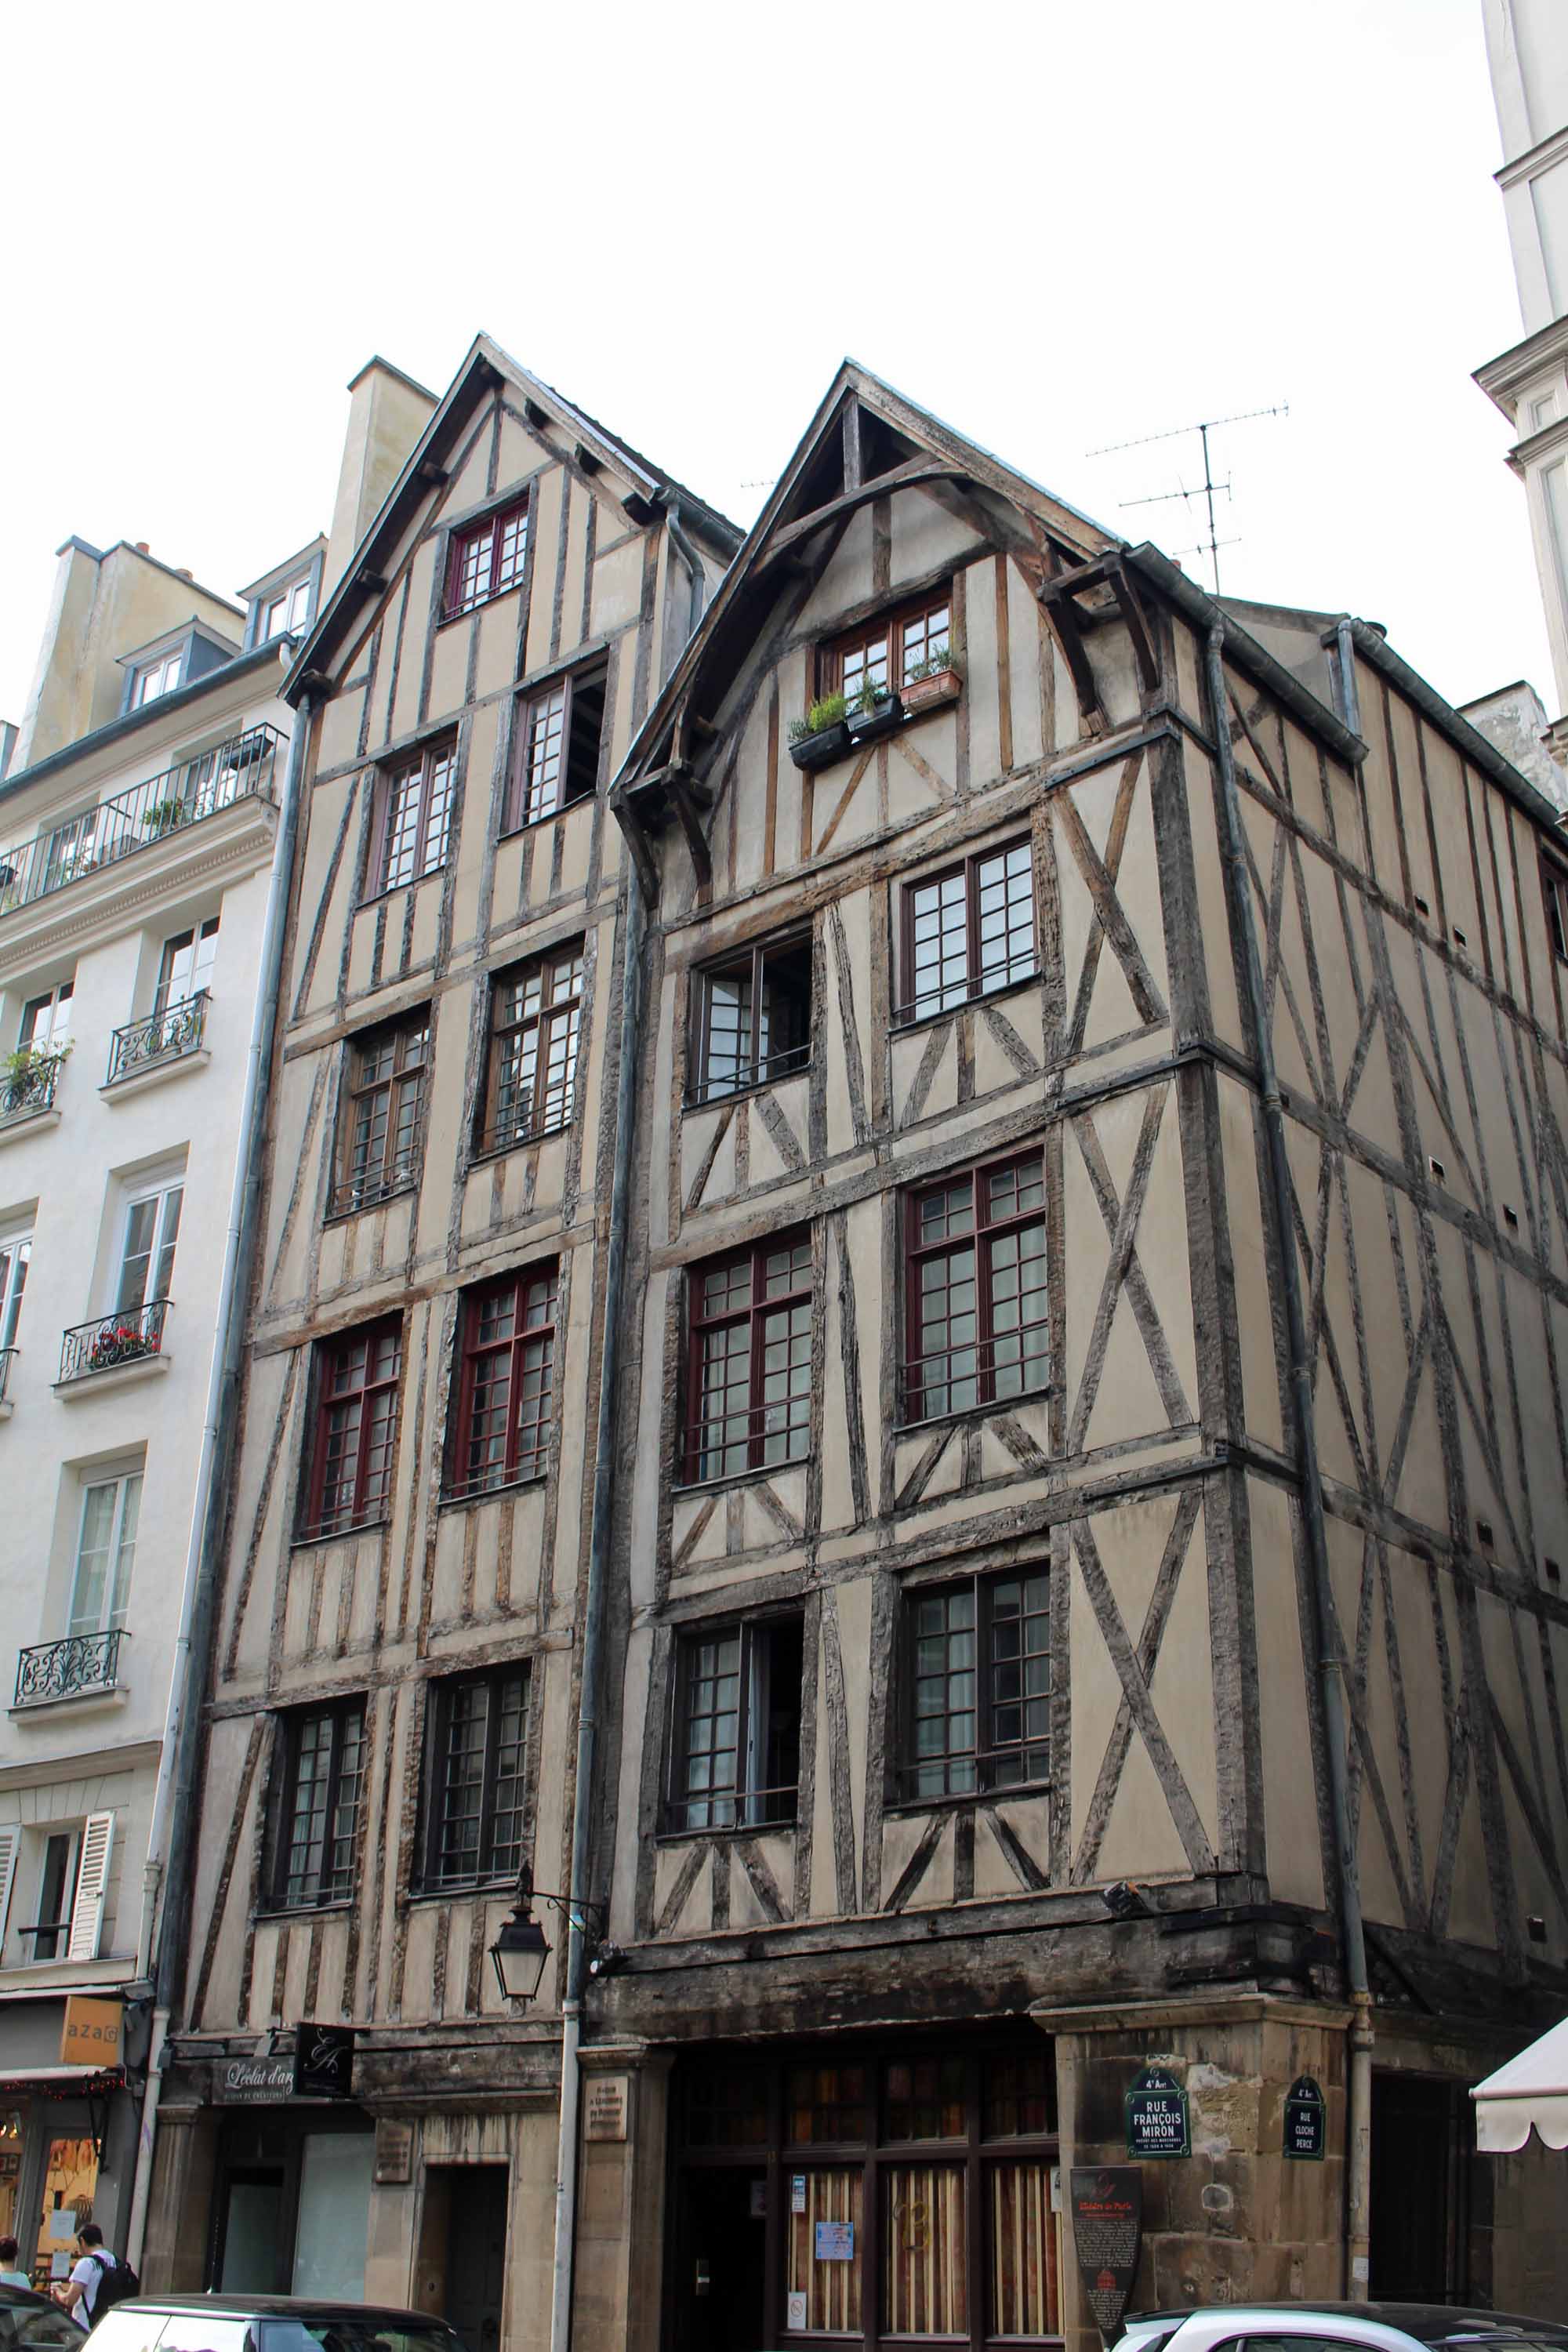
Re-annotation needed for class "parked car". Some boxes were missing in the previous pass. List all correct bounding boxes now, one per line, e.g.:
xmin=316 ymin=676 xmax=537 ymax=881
xmin=0 ymin=2283 xmax=89 ymax=2352
xmin=82 ymin=2297 xmax=472 ymax=2352
xmin=1115 ymin=2307 xmax=1568 ymax=2352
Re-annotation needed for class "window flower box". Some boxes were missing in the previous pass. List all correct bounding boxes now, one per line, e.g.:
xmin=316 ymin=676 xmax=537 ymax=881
xmin=846 ymin=688 xmax=902 ymax=745
xmin=902 ymin=662 xmax=963 ymax=716
xmin=789 ymin=693 xmax=852 ymax=773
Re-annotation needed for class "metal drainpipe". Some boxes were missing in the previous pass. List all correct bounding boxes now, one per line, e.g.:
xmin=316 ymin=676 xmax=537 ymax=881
xmin=1204 ymin=622 xmax=1373 ymax=2292
xmin=660 ymin=498 xmax=706 ymax=644
xmin=123 ymin=688 xmax=316 ymax=2271
xmin=547 ymin=859 xmax=649 ymax=2352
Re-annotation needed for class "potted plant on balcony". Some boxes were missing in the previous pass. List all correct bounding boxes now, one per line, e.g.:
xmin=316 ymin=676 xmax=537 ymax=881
xmin=788 ymin=692 xmax=851 ymax=773
xmin=140 ymin=797 xmax=190 ymax=840
xmin=845 ymin=677 xmax=903 ymax=744
xmin=87 ymin=1317 xmax=161 ymax=1373
xmin=901 ymin=644 xmax=964 ymax=714
xmin=1 ymin=1037 xmax=71 ymax=1116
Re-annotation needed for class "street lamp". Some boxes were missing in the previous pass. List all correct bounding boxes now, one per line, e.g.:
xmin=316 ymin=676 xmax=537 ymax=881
xmin=488 ymin=1869 xmax=608 ymax=2005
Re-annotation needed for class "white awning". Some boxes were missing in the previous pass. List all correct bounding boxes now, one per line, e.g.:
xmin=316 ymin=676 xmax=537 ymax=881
xmin=1472 ymin=2016 xmax=1568 ymax=2151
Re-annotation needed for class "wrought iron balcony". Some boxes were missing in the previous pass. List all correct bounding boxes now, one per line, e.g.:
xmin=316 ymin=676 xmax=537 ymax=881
xmin=0 ymin=724 xmax=285 ymax=922
xmin=0 ymin=1348 xmax=15 ymax=1405
xmin=106 ymin=989 xmax=209 ymax=1085
xmin=15 ymin=1629 xmax=125 ymax=1708
xmin=59 ymin=1298 xmax=169 ymax=1384
xmin=0 ymin=1049 xmax=65 ymax=1131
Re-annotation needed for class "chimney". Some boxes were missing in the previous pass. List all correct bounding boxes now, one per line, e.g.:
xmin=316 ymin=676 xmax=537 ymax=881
xmin=324 ymin=356 xmax=439 ymax=598
xmin=135 ymin=542 xmax=149 ymax=554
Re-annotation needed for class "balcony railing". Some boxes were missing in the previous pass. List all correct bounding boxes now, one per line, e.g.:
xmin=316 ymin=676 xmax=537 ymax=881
xmin=15 ymin=1629 xmax=125 ymax=1708
xmin=685 ymin=1040 xmax=811 ymax=1108
xmin=106 ymin=989 xmax=210 ymax=1085
xmin=898 ymin=1333 xmax=1051 ymax=1424
xmin=0 ymin=724 xmax=285 ymax=921
xmin=59 ymin=1298 xmax=170 ymax=1384
xmin=327 ymin=1155 xmax=419 ymax=1219
xmin=0 ymin=1050 xmax=65 ymax=1130
xmin=475 ymin=1079 xmax=577 ymax=1159
xmin=0 ymin=1348 xmax=15 ymax=1405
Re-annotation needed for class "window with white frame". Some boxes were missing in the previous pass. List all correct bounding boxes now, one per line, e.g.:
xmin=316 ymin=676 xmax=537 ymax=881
xmin=18 ymin=981 xmax=72 ymax=1051
xmin=68 ymin=1470 xmax=141 ymax=1635
xmin=0 ymin=1225 xmax=29 ymax=1352
xmin=155 ymin=916 xmax=219 ymax=1012
xmin=116 ymin=1178 xmax=182 ymax=1314
xmin=8 ymin=1814 xmax=114 ymax=1965
xmin=133 ymin=651 xmax=183 ymax=706
xmin=262 ymin=579 xmax=312 ymax=641
xmin=24 ymin=1828 xmax=79 ymax=1961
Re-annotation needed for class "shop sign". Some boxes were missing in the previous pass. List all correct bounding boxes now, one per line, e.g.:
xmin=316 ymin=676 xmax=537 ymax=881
xmin=60 ymin=1998 xmax=122 ymax=2070
xmin=1283 ymin=2074 xmax=1326 ymax=2161
xmin=584 ymin=2075 xmax=629 ymax=2142
xmin=1124 ymin=2065 xmax=1189 ymax=2158
xmin=216 ymin=2055 xmax=295 ymax=2104
xmin=1069 ymin=2167 xmax=1143 ymax=2340
xmin=375 ymin=2119 xmax=414 ymax=2183
xmin=815 ymin=2220 xmax=854 ymax=2261
xmin=294 ymin=2023 xmax=356 ymax=2100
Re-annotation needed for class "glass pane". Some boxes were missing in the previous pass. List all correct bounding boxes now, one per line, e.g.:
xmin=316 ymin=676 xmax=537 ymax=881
xmin=786 ymin=2063 xmax=869 ymax=2144
xmin=702 ymin=967 xmax=751 ymax=1098
xmin=884 ymin=2053 xmax=966 ymax=2140
xmin=907 ymin=869 xmax=970 ymax=1017
xmin=882 ymin=2164 xmax=967 ymax=2334
xmin=785 ymin=2168 xmax=862 ymax=2335
xmin=975 ymin=842 xmax=1036 ymax=992
xmin=70 ymin=1481 xmax=120 ymax=1633
xmin=987 ymin=2161 xmax=1058 ymax=2336
xmin=0 ymin=1231 xmax=31 ymax=1351
xmin=909 ymin=1587 xmax=977 ymax=1797
xmin=290 ymin=2132 xmax=372 ymax=2299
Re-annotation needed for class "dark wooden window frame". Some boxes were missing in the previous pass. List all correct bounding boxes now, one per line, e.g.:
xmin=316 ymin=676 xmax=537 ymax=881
xmin=445 ymin=1262 xmax=560 ymax=1501
xmin=475 ymin=943 xmax=584 ymax=1157
xmin=896 ymin=1564 xmax=1052 ymax=1803
xmin=682 ymin=1229 xmax=815 ymax=1485
xmin=1542 ymin=854 xmax=1568 ymax=965
xmin=329 ymin=1009 xmax=430 ymax=1218
xmin=816 ymin=584 xmax=956 ymax=702
xmin=895 ymin=834 xmax=1038 ymax=1026
xmin=297 ymin=1316 xmax=403 ymax=1541
xmin=901 ymin=1145 xmax=1049 ymax=1422
xmin=443 ymin=495 xmax=530 ymax=621
xmin=663 ymin=1611 xmax=804 ymax=1835
xmin=265 ymin=1696 xmax=368 ymax=1911
xmin=502 ymin=657 xmax=609 ymax=833
xmin=672 ymin=2036 xmax=1061 ymax=2352
xmin=417 ymin=1662 xmax=532 ymax=1893
xmin=365 ymin=737 xmax=457 ymax=899
xmin=687 ymin=927 xmax=813 ymax=1105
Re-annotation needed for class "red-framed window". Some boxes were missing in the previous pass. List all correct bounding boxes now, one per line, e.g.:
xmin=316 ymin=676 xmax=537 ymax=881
xmin=299 ymin=1319 xmax=402 ymax=1541
xmin=684 ymin=1231 xmax=813 ymax=1483
xmin=448 ymin=1264 xmax=559 ymax=1500
xmin=269 ymin=1698 xmax=367 ymax=1907
xmin=330 ymin=1010 xmax=429 ymax=1216
xmin=820 ymin=587 xmax=953 ymax=707
xmin=688 ymin=931 xmax=811 ymax=1105
xmin=1543 ymin=858 xmax=1568 ymax=964
xmin=897 ymin=837 xmax=1036 ymax=1023
xmin=419 ymin=1664 xmax=531 ymax=1889
xmin=664 ymin=1614 xmax=804 ymax=1833
xmin=902 ymin=1568 xmax=1051 ymax=1799
xmin=445 ymin=499 xmax=529 ymax=619
xmin=369 ymin=739 xmax=456 ymax=896
xmin=902 ymin=1149 xmax=1047 ymax=1421
xmin=503 ymin=659 xmax=608 ymax=830
xmin=476 ymin=946 xmax=583 ymax=1156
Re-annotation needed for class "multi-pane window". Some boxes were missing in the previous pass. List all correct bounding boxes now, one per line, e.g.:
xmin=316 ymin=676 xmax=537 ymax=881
xmin=1544 ymin=859 xmax=1568 ymax=964
xmin=823 ymin=591 xmax=953 ymax=708
xmin=477 ymin=947 xmax=583 ymax=1155
xmin=0 ymin=1225 xmax=30 ymax=1352
xmin=904 ymin=1570 xmax=1051 ymax=1798
xmin=331 ymin=1011 xmax=429 ymax=1216
xmin=371 ymin=740 xmax=456 ymax=895
xmin=684 ymin=1232 xmax=813 ymax=1483
xmin=420 ymin=1667 xmax=530 ymax=1888
xmin=262 ymin=579 xmax=312 ymax=640
xmin=898 ymin=839 xmax=1036 ymax=1022
xmin=156 ymin=916 xmax=219 ymax=1011
xmin=19 ymin=982 xmax=72 ymax=1051
xmin=299 ymin=1321 xmax=401 ymax=1540
xmin=904 ymin=1152 xmax=1047 ymax=1420
xmin=666 ymin=1617 xmax=804 ymax=1832
xmin=272 ymin=1701 xmax=366 ymax=1907
xmin=448 ymin=1266 xmax=558 ymax=1499
xmin=118 ymin=1179 xmax=182 ymax=1313
xmin=445 ymin=499 xmax=529 ymax=618
xmin=503 ymin=659 xmax=608 ymax=829
xmin=688 ymin=933 xmax=811 ymax=1104
xmin=69 ymin=1471 xmax=142 ymax=1635
xmin=133 ymin=651 xmax=183 ymax=706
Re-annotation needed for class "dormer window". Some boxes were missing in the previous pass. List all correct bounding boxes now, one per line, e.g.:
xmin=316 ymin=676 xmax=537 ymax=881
xmin=133 ymin=651 xmax=183 ymax=706
xmin=445 ymin=499 xmax=529 ymax=619
xmin=262 ymin=579 xmax=312 ymax=641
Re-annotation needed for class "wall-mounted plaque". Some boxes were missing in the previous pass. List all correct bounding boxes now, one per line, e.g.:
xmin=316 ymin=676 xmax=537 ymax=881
xmin=1069 ymin=2167 xmax=1143 ymax=2339
xmin=294 ymin=2023 xmax=356 ymax=2100
xmin=216 ymin=2055 xmax=295 ymax=2104
xmin=1124 ymin=2065 xmax=1189 ymax=2158
xmin=585 ymin=2074 xmax=629 ymax=2141
xmin=375 ymin=2118 xmax=415 ymax=2183
xmin=1283 ymin=2074 xmax=1326 ymax=2161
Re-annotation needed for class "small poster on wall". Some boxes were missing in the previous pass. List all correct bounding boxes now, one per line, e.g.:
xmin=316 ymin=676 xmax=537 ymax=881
xmin=786 ymin=2293 xmax=808 ymax=2329
xmin=815 ymin=2220 xmax=855 ymax=2261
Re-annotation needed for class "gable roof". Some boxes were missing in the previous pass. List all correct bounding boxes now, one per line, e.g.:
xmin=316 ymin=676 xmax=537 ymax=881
xmin=285 ymin=332 xmax=742 ymax=702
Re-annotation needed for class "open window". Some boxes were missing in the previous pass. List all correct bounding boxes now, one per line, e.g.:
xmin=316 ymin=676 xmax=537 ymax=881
xmin=503 ymin=659 xmax=608 ymax=829
xmin=688 ymin=931 xmax=811 ymax=1104
xmin=666 ymin=1615 xmax=804 ymax=1831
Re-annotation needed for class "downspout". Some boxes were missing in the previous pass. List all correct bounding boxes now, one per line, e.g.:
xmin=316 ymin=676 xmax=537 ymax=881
xmin=547 ymin=852 xmax=650 ymax=2352
xmin=660 ymin=497 xmax=706 ymax=647
xmin=124 ymin=688 xmax=316 ymax=2271
xmin=1204 ymin=622 xmax=1373 ymax=2292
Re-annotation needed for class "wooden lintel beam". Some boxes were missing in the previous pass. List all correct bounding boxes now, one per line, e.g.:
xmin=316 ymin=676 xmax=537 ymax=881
xmin=842 ymin=398 xmax=863 ymax=493
xmin=1110 ymin=565 xmax=1160 ymax=693
xmin=760 ymin=460 xmax=954 ymax=564
xmin=1036 ymin=582 xmax=1108 ymax=735
xmin=666 ymin=774 xmax=712 ymax=887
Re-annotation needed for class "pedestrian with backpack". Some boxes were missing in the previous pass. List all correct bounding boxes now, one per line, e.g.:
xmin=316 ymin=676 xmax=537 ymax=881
xmin=53 ymin=2223 xmax=138 ymax=2330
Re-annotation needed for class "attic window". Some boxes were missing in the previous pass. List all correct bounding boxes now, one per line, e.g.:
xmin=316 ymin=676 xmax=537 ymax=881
xmin=133 ymin=650 xmax=183 ymax=706
xmin=445 ymin=498 xmax=529 ymax=620
xmin=820 ymin=590 xmax=953 ymax=707
xmin=262 ymin=579 xmax=312 ymax=641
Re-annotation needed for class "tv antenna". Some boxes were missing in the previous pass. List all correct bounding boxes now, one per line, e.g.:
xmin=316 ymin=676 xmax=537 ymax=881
xmin=1087 ymin=403 xmax=1288 ymax=594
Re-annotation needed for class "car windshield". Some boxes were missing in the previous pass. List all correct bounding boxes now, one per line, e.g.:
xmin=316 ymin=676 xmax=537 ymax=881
xmin=0 ymin=2304 xmax=83 ymax=2352
xmin=276 ymin=2327 xmax=466 ymax=2352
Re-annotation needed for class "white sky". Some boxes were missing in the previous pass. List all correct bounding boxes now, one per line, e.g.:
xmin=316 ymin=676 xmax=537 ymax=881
xmin=0 ymin=0 xmax=1550 ymax=734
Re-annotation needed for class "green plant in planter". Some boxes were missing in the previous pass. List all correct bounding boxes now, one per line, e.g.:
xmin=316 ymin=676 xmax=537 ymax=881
xmin=789 ymin=692 xmax=849 ymax=744
xmin=141 ymin=798 xmax=190 ymax=838
xmin=905 ymin=642 xmax=959 ymax=684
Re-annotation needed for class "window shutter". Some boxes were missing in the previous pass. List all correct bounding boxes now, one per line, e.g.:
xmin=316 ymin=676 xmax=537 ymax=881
xmin=66 ymin=1812 xmax=114 ymax=1962
xmin=0 ymin=1825 xmax=18 ymax=1950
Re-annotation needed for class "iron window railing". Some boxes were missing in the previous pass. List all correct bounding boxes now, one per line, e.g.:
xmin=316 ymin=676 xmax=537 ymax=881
xmin=0 ymin=724 xmax=285 ymax=921
xmin=0 ymin=1052 xmax=65 ymax=1128
xmin=15 ymin=1628 xmax=125 ymax=1707
xmin=0 ymin=1348 xmax=15 ymax=1405
xmin=59 ymin=1298 xmax=169 ymax=1383
xmin=106 ymin=989 xmax=211 ymax=1085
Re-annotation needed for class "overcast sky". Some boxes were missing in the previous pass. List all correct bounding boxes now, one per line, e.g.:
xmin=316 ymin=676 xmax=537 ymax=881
xmin=0 ymin=0 xmax=1549 ymax=736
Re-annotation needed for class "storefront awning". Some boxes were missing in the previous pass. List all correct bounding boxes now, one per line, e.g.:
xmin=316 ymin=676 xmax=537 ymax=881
xmin=1472 ymin=2016 xmax=1568 ymax=2151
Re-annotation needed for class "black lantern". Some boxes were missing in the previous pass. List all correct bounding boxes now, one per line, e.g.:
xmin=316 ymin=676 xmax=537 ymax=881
xmin=489 ymin=1896 xmax=551 ymax=2003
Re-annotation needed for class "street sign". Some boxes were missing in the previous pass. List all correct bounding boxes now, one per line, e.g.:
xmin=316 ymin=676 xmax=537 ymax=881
xmin=1124 ymin=2065 xmax=1189 ymax=2158
xmin=1069 ymin=2167 xmax=1143 ymax=2339
xmin=1283 ymin=2074 xmax=1326 ymax=2161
